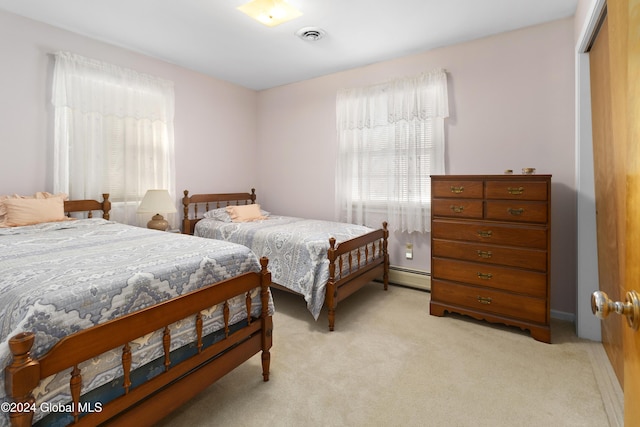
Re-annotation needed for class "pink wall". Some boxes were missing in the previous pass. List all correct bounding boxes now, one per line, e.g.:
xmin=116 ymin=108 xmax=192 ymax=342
xmin=256 ymin=18 xmax=577 ymax=315
xmin=0 ymin=8 xmax=578 ymax=316
xmin=0 ymin=10 xmax=259 ymax=204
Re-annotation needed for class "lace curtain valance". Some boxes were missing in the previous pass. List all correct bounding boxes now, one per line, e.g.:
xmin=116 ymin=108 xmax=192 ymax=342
xmin=52 ymin=51 xmax=174 ymax=121
xmin=336 ymin=69 xmax=449 ymax=130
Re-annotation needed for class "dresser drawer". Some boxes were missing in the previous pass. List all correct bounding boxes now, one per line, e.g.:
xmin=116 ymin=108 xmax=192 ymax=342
xmin=432 ymin=239 xmax=547 ymax=271
xmin=485 ymin=181 xmax=548 ymax=201
xmin=432 ymin=258 xmax=547 ymax=298
xmin=432 ymin=219 xmax=547 ymax=249
xmin=431 ymin=279 xmax=547 ymax=324
xmin=432 ymin=180 xmax=483 ymax=199
xmin=432 ymin=199 xmax=483 ymax=219
xmin=485 ymin=201 xmax=548 ymax=223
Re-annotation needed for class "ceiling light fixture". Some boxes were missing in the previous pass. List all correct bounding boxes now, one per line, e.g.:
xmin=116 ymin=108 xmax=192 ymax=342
xmin=237 ymin=0 xmax=303 ymax=27
xmin=296 ymin=27 xmax=326 ymax=41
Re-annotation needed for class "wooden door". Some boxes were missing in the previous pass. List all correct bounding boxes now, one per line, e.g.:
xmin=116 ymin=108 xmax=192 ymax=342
xmin=590 ymin=0 xmax=640 ymax=423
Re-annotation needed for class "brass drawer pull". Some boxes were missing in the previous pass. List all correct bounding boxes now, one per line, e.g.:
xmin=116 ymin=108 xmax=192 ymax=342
xmin=477 ymin=296 xmax=492 ymax=305
xmin=508 ymin=208 xmax=524 ymax=216
xmin=507 ymin=187 xmax=524 ymax=195
xmin=450 ymin=205 xmax=464 ymax=213
xmin=477 ymin=250 xmax=492 ymax=259
xmin=450 ymin=186 xmax=464 ymax=194
xmin=477 ymin=272 xmax=493 ymax=280
xmin=477 ymin=230 xmax=492 ymax=238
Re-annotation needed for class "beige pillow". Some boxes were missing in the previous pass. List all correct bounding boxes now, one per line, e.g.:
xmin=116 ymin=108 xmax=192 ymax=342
xmin=226 ymin=204 xmax=266 ymax=222
xmin=34 ymin=191 xmax=68 ymax=200
xmin=3 ymin=197 xmax=70 ymax=227
xmin=0 ymin=192 xmax=69 ymax=227
xmin=0 ymin=194 xmax=30 ymax=225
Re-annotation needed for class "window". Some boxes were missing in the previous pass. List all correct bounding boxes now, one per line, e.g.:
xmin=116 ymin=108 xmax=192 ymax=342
xmin=52 ymin=52 xmax=176 ymax=227
xmin=335 ymin=69 xmax=449 ymax=233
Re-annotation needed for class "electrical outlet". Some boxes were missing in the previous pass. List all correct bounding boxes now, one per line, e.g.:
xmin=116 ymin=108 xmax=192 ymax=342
xmin=405 ymin=243 xmax=413 ymax=259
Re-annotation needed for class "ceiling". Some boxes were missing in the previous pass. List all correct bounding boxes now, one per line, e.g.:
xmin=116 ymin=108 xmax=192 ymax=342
xmin=0 ymin=0 xmax=578 ymax=91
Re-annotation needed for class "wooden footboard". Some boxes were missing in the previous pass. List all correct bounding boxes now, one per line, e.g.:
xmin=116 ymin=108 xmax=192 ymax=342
xmin=4 ymin=258 xmax=273 ymax=426
xmin=182 ymin=189 xmax=390 ymax=331
xmin=326 ymin=222 xmax=389 ymax=331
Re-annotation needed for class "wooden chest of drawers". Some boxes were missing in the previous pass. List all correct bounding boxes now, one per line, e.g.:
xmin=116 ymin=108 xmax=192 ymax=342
xmin=429 ymin=175 xmax=551 ymax=343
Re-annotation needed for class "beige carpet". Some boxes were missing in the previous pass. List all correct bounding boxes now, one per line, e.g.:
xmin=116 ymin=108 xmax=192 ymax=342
xmin=158 ymin=284 xmax=610 ymax=427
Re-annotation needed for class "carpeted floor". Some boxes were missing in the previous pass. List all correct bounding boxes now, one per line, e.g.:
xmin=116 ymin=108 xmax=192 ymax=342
xmin=158 ymin=284 xmax=610 ymax=427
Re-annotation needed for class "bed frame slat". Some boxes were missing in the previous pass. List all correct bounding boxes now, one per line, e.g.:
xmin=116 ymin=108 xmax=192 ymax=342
xmin=122 ymin=343 xmax=132 ymax=394
xmin=70 ymin=366 xmax=81 ymax=423
xmin=196 ymin=313 xmax=203 ymax=353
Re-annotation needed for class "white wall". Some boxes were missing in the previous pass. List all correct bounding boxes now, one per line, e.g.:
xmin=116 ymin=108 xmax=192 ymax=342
xmin=0 ymin=10 xmax=259 ymax=207
xmin=256 ymin=18 xmax=578 ymax=316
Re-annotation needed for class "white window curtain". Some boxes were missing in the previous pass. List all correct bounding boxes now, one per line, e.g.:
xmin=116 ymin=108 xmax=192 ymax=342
xmin=52 ymin=51 xmax=176 ymax=227
xmin=335 ymin=69 xmax=449 ymax=233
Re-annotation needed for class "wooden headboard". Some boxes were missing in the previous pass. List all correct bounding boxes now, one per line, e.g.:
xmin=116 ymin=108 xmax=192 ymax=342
xmin=182 ymin=189 xmax=256 ymax=234
xmin=64 ymin=193 xmax=111 ymax=219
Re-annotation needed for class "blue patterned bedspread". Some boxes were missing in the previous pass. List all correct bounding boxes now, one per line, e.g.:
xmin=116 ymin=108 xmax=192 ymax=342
xmin=194 ymin=216 xmax=376 ymax=320
xmin=0 ymin=219 xmax=273 ymax=424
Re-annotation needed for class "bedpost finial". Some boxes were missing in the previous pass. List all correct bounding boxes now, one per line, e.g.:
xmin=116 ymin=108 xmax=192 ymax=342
xmin=102 ymin=194 xmax=111 ymax=220
xmin=184 ymin=190 xmax=189 ymax=197
xmin=8 ymin=332 xmax=35 ymax=362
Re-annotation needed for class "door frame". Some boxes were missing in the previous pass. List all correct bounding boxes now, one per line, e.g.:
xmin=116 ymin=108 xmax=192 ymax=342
xmin=575 ymin=0 xmax=607 ymax=341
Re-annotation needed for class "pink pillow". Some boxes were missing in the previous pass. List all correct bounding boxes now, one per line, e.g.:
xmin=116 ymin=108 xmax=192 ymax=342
xmin=2 ymin=197 xmax=71 ymax=227
xmin=226 ymin=204 xmax=266 ymax=222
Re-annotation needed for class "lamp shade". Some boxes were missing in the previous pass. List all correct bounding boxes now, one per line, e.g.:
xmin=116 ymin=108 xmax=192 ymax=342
xmin=137 ymin=190 xmax=177 ymax=214
xmin=137 ymin=190 xmax=176 ymax=231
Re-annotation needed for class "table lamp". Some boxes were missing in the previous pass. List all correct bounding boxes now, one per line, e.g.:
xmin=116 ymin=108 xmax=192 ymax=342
xmin=137 ymin=189 xmax=177 ymax=231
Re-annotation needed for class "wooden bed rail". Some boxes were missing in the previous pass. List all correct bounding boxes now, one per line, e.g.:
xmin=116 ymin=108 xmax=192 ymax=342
xmin=5 ymin=258 xmax=272 ymax=426
xmin=64 ymin=193 xmax=111 ymax=219
xmin=182 ymin=189 xmax=256 ymax=234
xmin=63 ymin=194 xmax=111 ymax=220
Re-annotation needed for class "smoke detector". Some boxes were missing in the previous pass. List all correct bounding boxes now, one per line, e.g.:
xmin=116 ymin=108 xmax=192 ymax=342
xmin=296 ymin=27 xmax=326 ymax=41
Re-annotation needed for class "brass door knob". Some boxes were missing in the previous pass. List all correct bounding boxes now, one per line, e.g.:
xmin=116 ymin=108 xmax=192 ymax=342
xmin=591 ymin=290 xmax=640 ymax=331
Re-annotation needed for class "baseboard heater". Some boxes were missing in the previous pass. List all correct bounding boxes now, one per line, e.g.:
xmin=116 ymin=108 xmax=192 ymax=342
xmin=380 ymin=266 xmax=431 ymax=291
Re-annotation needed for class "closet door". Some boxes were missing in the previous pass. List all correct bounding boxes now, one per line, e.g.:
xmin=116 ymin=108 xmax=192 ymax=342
xmin=590 ymin=11 xmax=625 ymax=389
xmin=589 ymin=1 xmax=640 ymax=424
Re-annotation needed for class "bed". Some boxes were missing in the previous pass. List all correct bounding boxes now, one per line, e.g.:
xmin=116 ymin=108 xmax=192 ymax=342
xmin=1 ymin=193 xmax=274 ymax=426
xmin=182 ymin=189 xmax=389 ymax=331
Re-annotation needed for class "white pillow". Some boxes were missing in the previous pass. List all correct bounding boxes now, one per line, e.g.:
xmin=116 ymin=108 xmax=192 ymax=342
xmin=203 ymin=207 xmax=232 ymax=222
